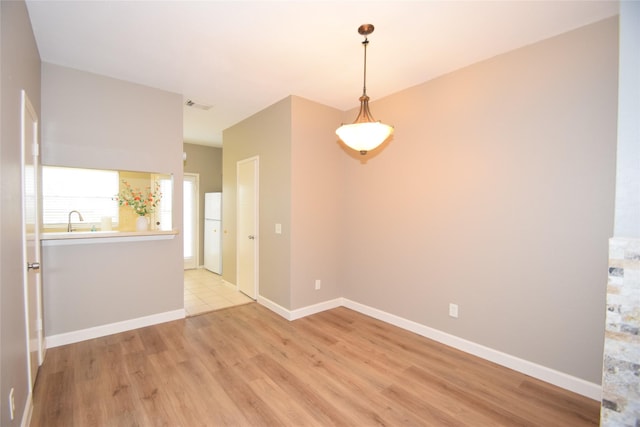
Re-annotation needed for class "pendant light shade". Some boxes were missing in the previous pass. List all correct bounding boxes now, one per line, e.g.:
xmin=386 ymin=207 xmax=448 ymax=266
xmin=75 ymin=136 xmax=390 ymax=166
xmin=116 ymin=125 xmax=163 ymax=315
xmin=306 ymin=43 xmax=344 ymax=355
xmin=336 ymin=24 xmax=394 ymax=155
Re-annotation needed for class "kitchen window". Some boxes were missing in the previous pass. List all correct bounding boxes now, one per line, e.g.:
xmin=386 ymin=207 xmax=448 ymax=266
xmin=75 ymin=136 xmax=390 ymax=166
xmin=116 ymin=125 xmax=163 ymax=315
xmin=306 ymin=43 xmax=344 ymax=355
xmin=42 ymin=166 xmax=119 ymax=229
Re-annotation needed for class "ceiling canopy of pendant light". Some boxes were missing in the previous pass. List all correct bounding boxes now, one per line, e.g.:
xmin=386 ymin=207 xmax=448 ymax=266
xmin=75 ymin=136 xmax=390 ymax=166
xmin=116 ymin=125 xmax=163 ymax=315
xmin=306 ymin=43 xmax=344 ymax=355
xmin=336 ymin=24 xmax=394 ymax=155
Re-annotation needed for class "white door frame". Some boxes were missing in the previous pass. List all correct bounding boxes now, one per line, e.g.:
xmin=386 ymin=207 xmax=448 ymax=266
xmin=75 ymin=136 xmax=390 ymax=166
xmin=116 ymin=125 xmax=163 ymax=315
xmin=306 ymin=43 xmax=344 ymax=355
xmin=236 ymin=156 xmax=259 ymax=299
xmin=183 ymin=173 xmax=199 ymax=270
xmin=21 ymin=89 xmax=45 ymax=393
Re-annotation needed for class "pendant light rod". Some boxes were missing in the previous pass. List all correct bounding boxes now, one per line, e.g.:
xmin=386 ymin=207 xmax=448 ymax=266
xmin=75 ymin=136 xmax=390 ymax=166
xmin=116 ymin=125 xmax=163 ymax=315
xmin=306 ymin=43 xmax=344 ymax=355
xmin=358 ymin=24 xmax=374 ymax=97
xmin=362 ymin=38 xmax=368 ymax=96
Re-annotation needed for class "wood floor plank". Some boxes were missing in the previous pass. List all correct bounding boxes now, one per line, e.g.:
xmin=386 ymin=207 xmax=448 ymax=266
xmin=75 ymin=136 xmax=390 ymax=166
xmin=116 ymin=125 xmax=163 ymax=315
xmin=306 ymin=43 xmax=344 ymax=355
xmin=31 ymin=303 xmax=600 ymax=426
xmin=247 ymin=377 xmax=323 ymax=427
xmin=252 ymin=317 xmax=433 ymax=426
xmin=398 ymin=364 xmax=537 ymax=426
xmin=209 ymin=359 xmax=285 ymax=426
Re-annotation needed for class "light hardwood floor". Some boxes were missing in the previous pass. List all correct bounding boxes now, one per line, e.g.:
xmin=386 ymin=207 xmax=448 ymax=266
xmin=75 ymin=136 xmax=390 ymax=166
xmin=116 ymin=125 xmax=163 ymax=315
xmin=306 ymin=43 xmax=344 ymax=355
xmin=31 ymin=304 xmax=600 ymax=426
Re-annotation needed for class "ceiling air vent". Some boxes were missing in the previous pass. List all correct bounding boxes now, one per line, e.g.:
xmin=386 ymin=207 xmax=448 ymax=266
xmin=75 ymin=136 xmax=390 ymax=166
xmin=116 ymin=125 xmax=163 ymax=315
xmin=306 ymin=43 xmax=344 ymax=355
xmin=185 ymin=99 xmax=212 ymax=110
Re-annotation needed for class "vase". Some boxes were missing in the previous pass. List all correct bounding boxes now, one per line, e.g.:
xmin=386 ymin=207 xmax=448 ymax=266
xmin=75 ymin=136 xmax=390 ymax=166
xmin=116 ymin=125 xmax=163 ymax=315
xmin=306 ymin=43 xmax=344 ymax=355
xmin=136 ymin=215 xmax=149 ymax=231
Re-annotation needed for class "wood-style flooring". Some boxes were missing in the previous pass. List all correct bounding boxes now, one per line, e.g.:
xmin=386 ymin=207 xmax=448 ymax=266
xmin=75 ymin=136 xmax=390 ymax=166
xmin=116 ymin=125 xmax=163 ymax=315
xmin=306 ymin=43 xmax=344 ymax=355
xmin=30 ymin=303 xmax=600 ymax=426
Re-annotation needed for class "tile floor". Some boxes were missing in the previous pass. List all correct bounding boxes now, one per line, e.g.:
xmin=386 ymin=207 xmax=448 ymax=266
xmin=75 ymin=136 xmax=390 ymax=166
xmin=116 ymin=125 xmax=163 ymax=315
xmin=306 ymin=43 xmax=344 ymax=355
xmin=184 ymin=268 xmax=254 ymax=316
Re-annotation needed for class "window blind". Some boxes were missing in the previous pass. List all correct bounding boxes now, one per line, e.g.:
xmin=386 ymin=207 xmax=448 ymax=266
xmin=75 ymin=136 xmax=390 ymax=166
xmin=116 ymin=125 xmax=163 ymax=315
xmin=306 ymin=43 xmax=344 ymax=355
xmin=42 ymin=166 xmax=119 ymax=227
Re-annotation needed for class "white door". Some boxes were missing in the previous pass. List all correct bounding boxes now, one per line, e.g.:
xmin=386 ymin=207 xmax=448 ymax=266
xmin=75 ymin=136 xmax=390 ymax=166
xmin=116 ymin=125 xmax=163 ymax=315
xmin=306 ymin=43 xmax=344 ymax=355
xmin=237 ymin=157 xmax=258 ymax=299
xmin=183 ymin=174 xmax=198 ymax=269
xmin=21 ymin=90 xmax=44 ymax=391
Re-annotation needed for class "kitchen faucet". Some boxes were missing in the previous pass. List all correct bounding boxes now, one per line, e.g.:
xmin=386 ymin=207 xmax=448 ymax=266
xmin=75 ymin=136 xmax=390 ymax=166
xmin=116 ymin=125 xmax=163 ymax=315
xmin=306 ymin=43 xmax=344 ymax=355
xmin=67 ymin=210 xmax=84 ymax=232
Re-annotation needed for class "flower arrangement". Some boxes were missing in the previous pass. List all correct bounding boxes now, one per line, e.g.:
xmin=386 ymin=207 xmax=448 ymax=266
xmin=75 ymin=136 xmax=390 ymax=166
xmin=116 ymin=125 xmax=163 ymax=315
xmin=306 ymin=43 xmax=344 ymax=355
xmin=114 ymin=180 xmax=162 ymax=216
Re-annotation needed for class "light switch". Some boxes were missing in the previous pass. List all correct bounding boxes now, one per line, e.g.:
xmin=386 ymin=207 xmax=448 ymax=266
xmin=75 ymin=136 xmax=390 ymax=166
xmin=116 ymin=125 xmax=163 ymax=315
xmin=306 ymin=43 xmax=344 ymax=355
xmin=275 ymin=223 xmax=282 ymax=234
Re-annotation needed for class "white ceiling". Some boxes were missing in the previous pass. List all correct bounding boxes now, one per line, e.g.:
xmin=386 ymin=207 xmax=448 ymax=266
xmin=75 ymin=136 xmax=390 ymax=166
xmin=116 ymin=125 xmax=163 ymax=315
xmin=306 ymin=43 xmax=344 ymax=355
xmin=25 ymin=1 xmax=619 ymax=147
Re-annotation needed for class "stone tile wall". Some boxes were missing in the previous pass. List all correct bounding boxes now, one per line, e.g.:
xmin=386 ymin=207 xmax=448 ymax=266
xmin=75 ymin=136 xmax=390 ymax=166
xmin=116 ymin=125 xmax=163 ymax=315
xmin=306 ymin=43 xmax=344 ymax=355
xmin=601 ymin=237 xmax=640 ymax=426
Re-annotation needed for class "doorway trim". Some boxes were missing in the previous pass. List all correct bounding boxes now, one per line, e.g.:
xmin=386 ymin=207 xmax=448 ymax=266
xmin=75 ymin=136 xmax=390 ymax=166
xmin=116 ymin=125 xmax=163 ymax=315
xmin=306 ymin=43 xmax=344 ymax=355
xmin=183 ymin=173 xmax=199 ymax=270
xmin=21 ymin=89 xmax=45 ymax=395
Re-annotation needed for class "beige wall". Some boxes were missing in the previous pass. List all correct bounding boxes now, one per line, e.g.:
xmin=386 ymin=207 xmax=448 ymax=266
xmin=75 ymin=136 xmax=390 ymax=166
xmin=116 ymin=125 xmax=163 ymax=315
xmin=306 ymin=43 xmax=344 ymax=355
xmin=290 ymin=96 xmax=345 ymax=308
xmin=0 ymin=1 xmax=41 ymax=425
xmin=40 ymin=63 xmax=184 ymax=336
xmin=223 ymin=18 xmax=617 ymax=386
xmin=183 ymin=143 xmax=222 ymax=266
xmin=41 ymin=63 xmax=182 ymax=173
xmin=341 ymin=17 xmax=617 ymax=384
xmin=223 ymin=96 xmax=345 ymax=310
xmin=222 ymin=97 xmax=292 ymax=307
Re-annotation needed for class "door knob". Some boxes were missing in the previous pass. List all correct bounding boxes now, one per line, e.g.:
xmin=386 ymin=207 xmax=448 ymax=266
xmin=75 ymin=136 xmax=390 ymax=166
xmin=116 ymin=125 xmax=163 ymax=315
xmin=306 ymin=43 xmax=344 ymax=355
xmin=27 ymin=262 xmax=40 ymax=271
xmin=248 ymin=235 xmax=255 ymax=240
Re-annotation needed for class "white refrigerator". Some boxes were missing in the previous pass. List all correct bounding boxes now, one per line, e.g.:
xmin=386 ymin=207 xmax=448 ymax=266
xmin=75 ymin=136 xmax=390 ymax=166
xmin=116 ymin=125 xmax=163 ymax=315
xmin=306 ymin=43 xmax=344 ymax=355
xmin=204 ymin=192 xmax=222 ymax=274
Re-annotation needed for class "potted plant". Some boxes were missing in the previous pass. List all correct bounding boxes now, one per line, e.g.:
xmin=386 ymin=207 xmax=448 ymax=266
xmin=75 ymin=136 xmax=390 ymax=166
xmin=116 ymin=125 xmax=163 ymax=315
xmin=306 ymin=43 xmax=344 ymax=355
xmin=114 ymin=180 xmax=162 ymax=231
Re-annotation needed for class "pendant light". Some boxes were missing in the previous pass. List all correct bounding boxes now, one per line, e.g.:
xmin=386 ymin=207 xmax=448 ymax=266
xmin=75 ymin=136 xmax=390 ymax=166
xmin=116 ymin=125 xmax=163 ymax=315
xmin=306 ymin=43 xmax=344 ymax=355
xmin=336 ymin=24 xmax=394 ymax=155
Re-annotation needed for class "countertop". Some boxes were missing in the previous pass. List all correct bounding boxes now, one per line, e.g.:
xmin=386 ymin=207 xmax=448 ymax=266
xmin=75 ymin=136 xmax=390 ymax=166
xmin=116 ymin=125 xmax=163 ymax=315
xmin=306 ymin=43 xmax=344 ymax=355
xmin=41 ymin=229 xmax=179 ymax=245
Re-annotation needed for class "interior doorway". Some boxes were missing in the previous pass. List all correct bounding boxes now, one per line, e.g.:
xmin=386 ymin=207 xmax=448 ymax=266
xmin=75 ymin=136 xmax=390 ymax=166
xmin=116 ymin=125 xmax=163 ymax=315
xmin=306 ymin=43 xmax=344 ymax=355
xmin=237 ymin=156 xmax=259 ymax=299
xmin=183 ymin=173 xmax=199 ymax=269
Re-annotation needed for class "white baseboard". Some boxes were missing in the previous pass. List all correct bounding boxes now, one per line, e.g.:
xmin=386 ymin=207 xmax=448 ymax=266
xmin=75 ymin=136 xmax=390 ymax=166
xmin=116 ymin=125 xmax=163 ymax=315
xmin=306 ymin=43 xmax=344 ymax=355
xmin=341 ymin=299 xmax=602 ymax=400
xmin=43 ymin=294 xmax=602 ymax=401
xmin=257 ymin=295 xmax=292 ymax=319
xmin=259 ymin=297 xmax=601 ymax=401
xmin=289 ymin=298 xmax=343 ymax=320
xmin=258 ymin=295 xmax=342 ymax=320
xmin=20 ymin=392 xmax=33 ymax=427
xmin=45 ymin=309 xmax=185 ymax=348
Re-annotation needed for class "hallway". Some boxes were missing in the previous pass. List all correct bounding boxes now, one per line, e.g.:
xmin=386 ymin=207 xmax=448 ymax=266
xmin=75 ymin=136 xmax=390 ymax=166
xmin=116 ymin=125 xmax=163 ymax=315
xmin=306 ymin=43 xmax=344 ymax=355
xmin=184 ymin=268 xmax=253 ymax=316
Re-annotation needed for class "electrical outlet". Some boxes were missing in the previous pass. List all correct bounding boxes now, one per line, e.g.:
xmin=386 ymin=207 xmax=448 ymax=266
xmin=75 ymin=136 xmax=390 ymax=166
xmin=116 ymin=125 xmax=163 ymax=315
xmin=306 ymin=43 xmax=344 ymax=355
xmin=315 ymin=279 xmax=321 ymax=290
xmin=9 ymin=387 xmax=15 ymax=420
xmin=275 ymin=223 xmax=282 ymax=234
xmin=449 ymin=303 xmax=459 ymax=318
